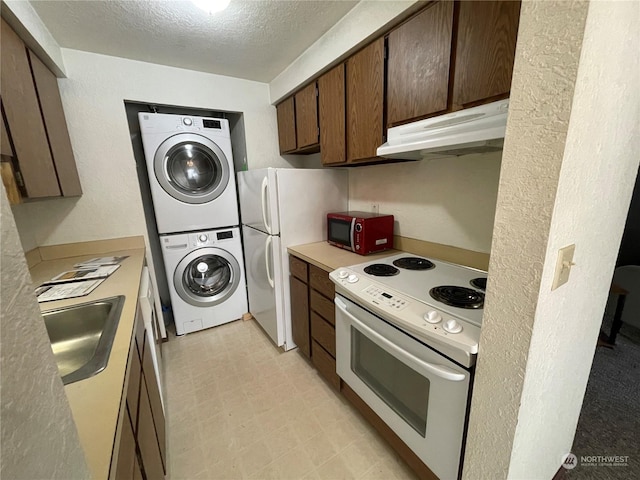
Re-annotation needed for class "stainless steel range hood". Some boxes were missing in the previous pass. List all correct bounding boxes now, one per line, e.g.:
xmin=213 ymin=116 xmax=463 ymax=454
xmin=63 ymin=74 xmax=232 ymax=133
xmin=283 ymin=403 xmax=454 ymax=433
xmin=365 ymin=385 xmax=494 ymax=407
xmin=377 ymin=99 xmax=509 ymax=160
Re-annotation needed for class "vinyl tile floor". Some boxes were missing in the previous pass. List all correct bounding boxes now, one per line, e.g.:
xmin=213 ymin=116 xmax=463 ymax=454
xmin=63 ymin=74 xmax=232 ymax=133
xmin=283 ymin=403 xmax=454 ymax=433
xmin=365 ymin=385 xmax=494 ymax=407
xmin=163 ymin=318 xmax=419 ymax=480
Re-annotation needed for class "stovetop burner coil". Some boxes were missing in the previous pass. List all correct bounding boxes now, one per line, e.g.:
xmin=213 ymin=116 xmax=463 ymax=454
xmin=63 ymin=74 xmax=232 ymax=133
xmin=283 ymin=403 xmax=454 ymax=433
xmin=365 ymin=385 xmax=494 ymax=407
xmin=429 ymin=286 xmax=485 ymax=309
xmin=470 ymin=278 xmax=487 ymax=290
xmin=392 ymin=257 xmax=435 ymax=271
xmin=364 ymin=264 xmax=400 ymax=277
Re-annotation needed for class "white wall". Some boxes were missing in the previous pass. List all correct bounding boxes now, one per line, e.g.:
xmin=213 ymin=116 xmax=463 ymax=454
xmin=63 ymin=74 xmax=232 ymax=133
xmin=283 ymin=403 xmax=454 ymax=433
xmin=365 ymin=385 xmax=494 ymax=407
xmin=0 ymin=184 xmax=89 ymax=479
xmin=508 ymin=1 xmax=640 ymax=476
xmin=349 ymin=152 xmax=502 ymax=253
xmin=269 ymin=0 xmax=419 ymax=103
xmin=11 ymin=48 xmax=293 ymax=249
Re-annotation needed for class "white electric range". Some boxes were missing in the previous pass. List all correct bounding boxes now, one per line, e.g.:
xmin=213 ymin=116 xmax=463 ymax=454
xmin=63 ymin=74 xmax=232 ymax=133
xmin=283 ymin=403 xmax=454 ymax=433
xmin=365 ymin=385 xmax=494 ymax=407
xmin=330 ymin=253 xmax=487 ymax=480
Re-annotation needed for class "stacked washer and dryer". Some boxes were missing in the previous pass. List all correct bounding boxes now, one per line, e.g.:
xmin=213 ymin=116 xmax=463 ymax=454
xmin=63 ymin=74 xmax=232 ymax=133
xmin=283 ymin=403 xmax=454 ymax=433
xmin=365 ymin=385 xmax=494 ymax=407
xmin=139 ymin=113 xmax=247 ymax=335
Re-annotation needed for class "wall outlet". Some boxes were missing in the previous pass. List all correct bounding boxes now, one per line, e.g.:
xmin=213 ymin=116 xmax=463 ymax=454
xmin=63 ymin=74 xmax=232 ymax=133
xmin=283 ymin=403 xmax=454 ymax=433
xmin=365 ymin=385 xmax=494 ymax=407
xmin=371 ymin=203 xmax=379 ymax=215
xmin=552 ymin=244 xmax=576 ymax=291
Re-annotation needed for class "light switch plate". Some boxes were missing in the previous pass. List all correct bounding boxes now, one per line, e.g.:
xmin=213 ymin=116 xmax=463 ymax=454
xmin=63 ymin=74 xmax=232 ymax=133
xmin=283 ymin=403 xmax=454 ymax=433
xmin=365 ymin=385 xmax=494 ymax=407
xmin=552 ymin=244 xmax=576 ymax=291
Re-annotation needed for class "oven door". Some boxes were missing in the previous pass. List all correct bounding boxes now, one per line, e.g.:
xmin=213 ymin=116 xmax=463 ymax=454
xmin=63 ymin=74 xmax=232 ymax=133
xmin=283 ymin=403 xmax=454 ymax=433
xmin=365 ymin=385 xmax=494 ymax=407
xmin=335 ymin=294 xmax=470 ymax=480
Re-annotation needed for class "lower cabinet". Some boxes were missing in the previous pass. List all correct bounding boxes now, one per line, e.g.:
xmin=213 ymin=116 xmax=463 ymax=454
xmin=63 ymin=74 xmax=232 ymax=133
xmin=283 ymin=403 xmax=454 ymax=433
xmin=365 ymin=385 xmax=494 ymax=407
xmin=114 ymin=305 xmax=165 ymax=480
xmin=289 ymin=255 xmax=340 ymax=390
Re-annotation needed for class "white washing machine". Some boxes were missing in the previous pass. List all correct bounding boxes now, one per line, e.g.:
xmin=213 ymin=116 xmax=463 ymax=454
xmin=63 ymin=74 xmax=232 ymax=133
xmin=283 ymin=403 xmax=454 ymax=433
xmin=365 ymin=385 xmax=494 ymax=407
xmin=139 ymin=113 xmax=239 ymax=233
xmin=161 ymin=227 xmax=248 ymax=335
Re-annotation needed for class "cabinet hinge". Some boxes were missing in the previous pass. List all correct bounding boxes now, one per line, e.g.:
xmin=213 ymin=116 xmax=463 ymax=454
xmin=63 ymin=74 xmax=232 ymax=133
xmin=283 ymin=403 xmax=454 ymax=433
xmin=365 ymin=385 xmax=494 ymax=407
xmin=14 ymin=170 xmax=24 ymax=188
xmin=316 ymin=86 xmax=319 ymax=98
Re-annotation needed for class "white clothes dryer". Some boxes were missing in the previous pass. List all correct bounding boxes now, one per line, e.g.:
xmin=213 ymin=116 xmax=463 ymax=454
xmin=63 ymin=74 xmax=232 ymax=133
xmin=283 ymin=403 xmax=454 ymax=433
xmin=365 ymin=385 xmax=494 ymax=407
xmin=161 ymin=227 xmax=248 ymax=335
xmin=139 ymin=113 xmax=239 ymax=233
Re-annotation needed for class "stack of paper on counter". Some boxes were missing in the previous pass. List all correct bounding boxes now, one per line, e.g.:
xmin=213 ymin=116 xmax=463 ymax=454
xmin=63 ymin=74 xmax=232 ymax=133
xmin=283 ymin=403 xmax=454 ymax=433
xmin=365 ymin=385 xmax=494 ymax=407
xmin=36 ymin=280 xmax=105 ymax=302
xmin=74 ymin=256 xmax=129 ymax=268
xmin=46 ymin=265 xmax=120 ymax=284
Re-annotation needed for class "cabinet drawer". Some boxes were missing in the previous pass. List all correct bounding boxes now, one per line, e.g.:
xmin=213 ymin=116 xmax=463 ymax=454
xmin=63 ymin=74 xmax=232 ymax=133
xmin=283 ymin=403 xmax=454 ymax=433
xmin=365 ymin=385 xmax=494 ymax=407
xmin=311 ymin=340 xmax=340 ymax=391
xmin=290 ymin=276 xmax=310 ymax=358
xmin=310 ymin=289 xmax=335 ymax=326
xmin=311 ymin=312 xmax=335 ymax=358
xmin=126 ymin=338 xmax=141 ymax=432
xmin=309 ymin=265 xmax=334 ymax=299
xmin=289 ymin=256 xmax=308 ymax=282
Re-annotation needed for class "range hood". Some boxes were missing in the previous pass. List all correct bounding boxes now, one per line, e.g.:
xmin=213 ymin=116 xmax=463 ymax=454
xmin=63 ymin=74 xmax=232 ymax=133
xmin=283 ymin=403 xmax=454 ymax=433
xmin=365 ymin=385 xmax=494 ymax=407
xmin=377 ymin=99 xmax=509 ymax=160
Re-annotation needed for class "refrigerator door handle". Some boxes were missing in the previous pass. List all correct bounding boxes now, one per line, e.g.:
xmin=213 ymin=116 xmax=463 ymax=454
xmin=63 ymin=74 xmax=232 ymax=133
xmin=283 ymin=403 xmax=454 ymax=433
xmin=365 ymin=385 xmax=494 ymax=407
xmin=261 ymin=177 xmax=272 ymax=234
xmin=265 ymin=235 xmax=275 ymax=288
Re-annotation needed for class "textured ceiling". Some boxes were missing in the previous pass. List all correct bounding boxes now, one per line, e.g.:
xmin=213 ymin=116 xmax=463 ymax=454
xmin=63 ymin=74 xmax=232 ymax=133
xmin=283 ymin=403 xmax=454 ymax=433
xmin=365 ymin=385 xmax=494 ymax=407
xmin=29 ymin=0 xmax=358 ymax=82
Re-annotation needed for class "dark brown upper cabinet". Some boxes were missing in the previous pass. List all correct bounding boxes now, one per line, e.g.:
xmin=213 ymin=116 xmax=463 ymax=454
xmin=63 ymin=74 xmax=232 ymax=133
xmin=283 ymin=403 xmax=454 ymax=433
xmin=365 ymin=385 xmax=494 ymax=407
xmin=346 ymin=37 xmax=385 ymax=163
xmin=276 ymin=96 xmax=297 ymax=154
xmin=1 ymin=18 xmax=60 ymax=198
xmin=452 ymin=0 xmax=521 ymax=108
xmin=28 ymin=50 xmax=82 ymax=196
xmin=294 ymin=82 xmax=319 ymax=151
xmin=0 ymin=18 xmax=82 ymax=201
xmin=318 ymin=64 xmax=346 ymax=166
xmin=276 ymin=85 xmax=320 ymax=155
xmin=386 ymin=1 xmax=454 ymax=127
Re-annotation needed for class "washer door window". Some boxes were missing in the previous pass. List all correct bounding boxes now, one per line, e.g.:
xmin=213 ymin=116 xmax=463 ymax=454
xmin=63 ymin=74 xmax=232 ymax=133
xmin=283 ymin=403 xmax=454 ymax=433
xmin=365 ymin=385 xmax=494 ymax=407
xmin=154 ymin=133 xmax=230 ymax=204
xmin=174 ymin=248 xmax=241 ymax=307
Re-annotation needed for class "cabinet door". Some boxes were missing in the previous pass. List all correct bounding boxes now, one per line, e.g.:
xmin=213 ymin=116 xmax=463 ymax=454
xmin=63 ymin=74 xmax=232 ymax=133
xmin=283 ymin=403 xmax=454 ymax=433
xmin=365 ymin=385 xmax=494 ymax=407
xmin=387 ymin=1 xmax=454 ymax=126
xmin=28 ymin=50 xmax=82 ymax=196
xmin=346 ymin=37 xmax=385 ymax=163
xmin=142 ymin=335 xmax=166 ymax=471
xmin=137 ymin=374 xmax=164 ymax=480
xmin=126 ymin=338 xmax=142 ymax=433
xmin=276 ymin=96 xmax=297 ymax=153
xmin=318 ymin=64 xmax=346 ymax=165
xmin=295 ymin=82 xmax=319 ymax=149
xmin=115 ymin=409 xmax=137 ymax=480
xmin=290 ymin=275 xmax=310 ymax=358
xmin=1 ymin=112 xmax=14 ymax=157
xmin=0 ymin=19 xmax=60 ymax=198
xmin=452 ymin=0 xmax=521 ymax=107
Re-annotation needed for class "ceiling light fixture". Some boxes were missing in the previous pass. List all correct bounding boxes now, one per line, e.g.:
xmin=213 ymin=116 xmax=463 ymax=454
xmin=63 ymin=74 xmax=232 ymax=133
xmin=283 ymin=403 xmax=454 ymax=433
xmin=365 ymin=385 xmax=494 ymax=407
xmin=192 ymin=0 xmax=230 ymax=15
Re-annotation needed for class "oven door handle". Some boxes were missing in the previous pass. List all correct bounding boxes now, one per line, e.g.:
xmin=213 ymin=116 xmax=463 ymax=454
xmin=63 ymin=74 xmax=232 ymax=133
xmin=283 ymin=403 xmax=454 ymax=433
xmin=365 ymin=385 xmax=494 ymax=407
xmin=336 ymin=298 xmax=466 ymax=382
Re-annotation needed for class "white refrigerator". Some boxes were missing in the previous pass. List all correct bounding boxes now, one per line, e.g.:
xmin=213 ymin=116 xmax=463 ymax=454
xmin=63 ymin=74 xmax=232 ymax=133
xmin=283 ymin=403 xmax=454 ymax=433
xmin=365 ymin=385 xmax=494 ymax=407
xmin=237 ymin=168 xmax=348 ymax=350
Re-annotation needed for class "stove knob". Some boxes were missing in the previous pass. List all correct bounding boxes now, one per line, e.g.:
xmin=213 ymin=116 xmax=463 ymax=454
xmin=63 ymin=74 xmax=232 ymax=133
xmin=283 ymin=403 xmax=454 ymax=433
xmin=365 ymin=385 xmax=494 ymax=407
xmin=198 ymin=234 xmax=208 ymax=243
xmin=347 ymin=274 xmax=359 ymax=284
xmin=338 ymin=270 xmax=349 ymax=279
xmin=423 ymin=311 xmax=442 ymax=324
xmin=443 ymin=319 xmax=463 ymax=334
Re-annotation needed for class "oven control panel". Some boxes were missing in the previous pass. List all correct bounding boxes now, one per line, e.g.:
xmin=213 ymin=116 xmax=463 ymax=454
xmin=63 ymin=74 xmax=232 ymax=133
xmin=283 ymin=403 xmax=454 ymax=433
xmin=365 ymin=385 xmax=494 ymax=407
xmin=364 ymin=285 xmax=409 ymax=311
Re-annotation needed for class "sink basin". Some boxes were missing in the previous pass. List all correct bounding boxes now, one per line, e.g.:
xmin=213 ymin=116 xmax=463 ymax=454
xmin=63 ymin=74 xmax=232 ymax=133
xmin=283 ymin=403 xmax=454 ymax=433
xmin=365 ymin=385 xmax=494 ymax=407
xmin=42 ymin=296 xmax=125 ymax=385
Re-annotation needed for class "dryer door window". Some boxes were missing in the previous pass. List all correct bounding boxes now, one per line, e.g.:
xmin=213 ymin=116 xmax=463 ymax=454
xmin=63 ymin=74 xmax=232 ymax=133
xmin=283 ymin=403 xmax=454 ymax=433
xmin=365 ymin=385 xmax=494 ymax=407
xmin=174 ymin=247 xmax=241 ymax=307
xmin=154 ymin=133 xmax=230 ymax=205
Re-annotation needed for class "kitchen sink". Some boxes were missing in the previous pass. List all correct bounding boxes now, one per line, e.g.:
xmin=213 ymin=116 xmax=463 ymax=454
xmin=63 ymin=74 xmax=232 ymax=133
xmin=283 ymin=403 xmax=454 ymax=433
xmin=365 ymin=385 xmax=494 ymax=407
xmin=42 ymin=296 xmax=125 ymax=385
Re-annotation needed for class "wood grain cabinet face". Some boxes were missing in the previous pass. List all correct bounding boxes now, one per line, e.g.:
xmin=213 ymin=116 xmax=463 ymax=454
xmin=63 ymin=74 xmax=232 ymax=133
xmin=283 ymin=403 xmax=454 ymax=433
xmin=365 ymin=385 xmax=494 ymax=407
xmin=0 ymin=19 xmax=82 ymax=200
xmin=452 ymin=0 xmax=522 ymax=107
xmin=115 ymin=310 xmax=165 ymax=480
xmin=28 ymin=50 xmax=82 ymax=196
xmin=386 ymin=1 xmax=454 ymax=126
xmin=346 ymin=37 xmax=385 ymax=163
xmin=290 ymin=275 xmax=310 ymax=358
xmin=0 ymin=18 xmax=59 ymax=198
xmin=276 ymin=96 xmax=297 ymax=154
xmin=114 ymin=409 xmax=137 ymax=480
xmin=318 ymin=64 xmax=346 ymax=165
xmin=294 ymin=82 xmax=319 ymax=149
